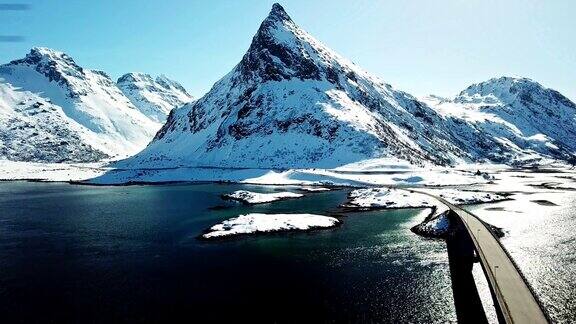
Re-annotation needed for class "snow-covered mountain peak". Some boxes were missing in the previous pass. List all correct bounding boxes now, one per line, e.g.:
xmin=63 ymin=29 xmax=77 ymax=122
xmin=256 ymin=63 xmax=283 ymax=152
xmin=425 ymin=77 xmax=576 ymax=164
xmin=0 ymin=47 xmax=161 ymax=159
xmin=117 ymin=72 xmax=193 ymax=123
xmin=22 ymin=47 xmax=76 ymax=66
xmin=455 ymin=76 xmax=574 ymax=109
xmin=117 ymin=72 xmax=153 ymax=84
xmin=127 ymin=4 xmax=478 ymax=169
xmin=264 ymin=3 xmax=293 ymax=26
xmin=240 ymin=3 xmax=318 ymax=82
xmin=155 ymin=74 xmax=189 ymax=94
xmin=238 ymin=2 xmax=377 ymax=87
xmin=8 ymin=47 xmax=86 ymax=89
xmin=117 ymin=72 xmax=191 ymax=98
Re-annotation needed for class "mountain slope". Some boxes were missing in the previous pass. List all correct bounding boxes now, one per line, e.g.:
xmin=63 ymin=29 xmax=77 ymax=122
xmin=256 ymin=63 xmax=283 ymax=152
xmin=0 ymin=82 xmax=108 ymax=162
xmin=0 ymin=47 xmax=161 ymax=161
xmin=124 ymin=3 xmax=476 ymax=169
xmin=117 ymin=73 xmax=193 ymax=123
xmin=423 ymin=76 xmax=576 ymax=164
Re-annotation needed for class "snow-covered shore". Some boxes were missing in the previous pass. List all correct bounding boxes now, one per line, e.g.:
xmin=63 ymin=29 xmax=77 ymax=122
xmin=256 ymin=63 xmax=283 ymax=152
xmin=0 ymin=159 xmax=509 ymax=187
xmin=2 ymin=156 xmax=573 ymax=189
xmin=201 ymin=213 xmax=340 ymax=239
xmin=0 ymin=161 xmax=110 ymax=182
xmin=86 ymin=164 xmax=500 ymax=187
xmin=344 ymin=187 xmax=507 ymax=210
xmin=299 ymin=186 xmax=332 ymax=192
xmin=342 ymin=187 xmax=508 ymax=239
xmin=221 ymin=190 xmax=303 ymax=204
xmin=344 ymin=188 xmax=436 ymax=209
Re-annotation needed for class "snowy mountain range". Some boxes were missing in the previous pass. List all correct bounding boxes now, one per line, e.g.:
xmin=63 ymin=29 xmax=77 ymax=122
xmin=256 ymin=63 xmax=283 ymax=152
xmin=0 ymin=48 xmax=190 ymax=162
xmin=122 ymin=3 xmax=576 ymax=169
xmin=117 ymin=72 xmax=193 ymax=123
xmin=422 ymin=76 xmax=576 ymax=164
xmin=1 ymin=4 xmax=574 ymax=168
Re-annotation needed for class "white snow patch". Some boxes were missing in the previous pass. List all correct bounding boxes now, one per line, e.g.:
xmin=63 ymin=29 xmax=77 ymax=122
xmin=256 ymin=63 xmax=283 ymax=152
xmin=202 ymin=213 xmax=340 ymax=239
xmin=346 ymin=187 xmax=506 ymax=210
xmin=420 ymin=188 xmax=507 ymax=205
xmin=416 ymin=212 xmax=451 ymax=236
xmin=346 ymin=188 xmax=436 ymax=209
xmin=0 ymin=160 xmax=109 ymax=181
xmin=222 ymin=190 xmax=303 ymax=204
xmin=299 ymin=186 xmax=331 ymax=192
xmin=344 ymin=187 xmax=508 ymax=238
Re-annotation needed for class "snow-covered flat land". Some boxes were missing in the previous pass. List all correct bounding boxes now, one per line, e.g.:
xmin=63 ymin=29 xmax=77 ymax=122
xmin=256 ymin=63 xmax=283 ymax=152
xmin=1 ymin=160 xmax=574 ymax=193
xmin=222 ymin=190 xmax=303 ymax=204
xmin=0 ymin=160 xmax=109 ymax=182
xmin=299 ymin=186 xmax=332 ymax=192
xmin=344 ymin=187 xmax=436 ymax=209
xmin=419 ymin=188 xmax=508 ymax=205
xmin=83 ymin=159 xmax=499 ymax=186
xmin=344 ymin=187 xmax=506 ymax=209
xmin=0 ymin=157 xmax=497 ymax=186
xmin=201 ymin=213 xmax=340 ymax=239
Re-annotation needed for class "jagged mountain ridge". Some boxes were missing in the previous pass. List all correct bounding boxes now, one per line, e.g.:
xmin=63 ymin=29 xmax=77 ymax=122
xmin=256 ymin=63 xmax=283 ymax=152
xmin=0 ymin=48 xmax=188 ymax=162
xmin=0 ymin=47 xmax=161 ymax=160
xmin=117 ymin=72 xmax=194 ymax=123
xmin=423 ymin=76 xmax=576 ymax=164
xmin=125 ymin=3 xmax=487 ymax=169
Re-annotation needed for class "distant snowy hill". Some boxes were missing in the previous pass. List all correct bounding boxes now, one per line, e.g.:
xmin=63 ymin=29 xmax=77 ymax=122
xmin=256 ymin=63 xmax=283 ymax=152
xmin=117 ymin=73 xmax=193 ymax=123
xmin=0 ymin=47 xmax=161 ymax=162
xmin=423 ymin=76 xmax=576 ymax=164
xmin=123 ymin=3 xmax=482 ymax=169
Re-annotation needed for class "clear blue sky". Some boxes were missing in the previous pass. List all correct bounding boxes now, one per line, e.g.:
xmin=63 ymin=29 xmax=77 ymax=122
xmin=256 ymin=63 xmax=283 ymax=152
xmin=1 ymin=0 xmax=574 ymax=101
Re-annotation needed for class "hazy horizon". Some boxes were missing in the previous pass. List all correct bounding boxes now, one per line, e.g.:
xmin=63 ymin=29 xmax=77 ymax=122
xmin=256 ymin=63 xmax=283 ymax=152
xmin=1 ymin=0 xmax=574 ymax=101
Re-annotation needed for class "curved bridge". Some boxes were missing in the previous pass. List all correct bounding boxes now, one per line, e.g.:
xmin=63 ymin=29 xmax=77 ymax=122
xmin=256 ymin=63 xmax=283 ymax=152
xmin=422 ymin=192 xmax=549 ymax=323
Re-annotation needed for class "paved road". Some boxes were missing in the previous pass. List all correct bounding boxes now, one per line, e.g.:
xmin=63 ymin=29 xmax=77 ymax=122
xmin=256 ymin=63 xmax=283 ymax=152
xmin=417 ymin=191 xmax=549 ymax=324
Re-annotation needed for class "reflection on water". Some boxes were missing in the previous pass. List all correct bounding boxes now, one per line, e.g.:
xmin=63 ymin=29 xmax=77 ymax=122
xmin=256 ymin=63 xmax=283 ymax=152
xmin=0 ymin=182 xmax=454 ymax=322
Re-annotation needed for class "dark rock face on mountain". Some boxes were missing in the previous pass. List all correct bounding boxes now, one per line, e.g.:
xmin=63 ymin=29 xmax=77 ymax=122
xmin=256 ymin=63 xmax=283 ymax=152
xmin=237 ymin=4 xmax=322 ymax=82
xmin=7 ymin=47 xmax=86 ymax=97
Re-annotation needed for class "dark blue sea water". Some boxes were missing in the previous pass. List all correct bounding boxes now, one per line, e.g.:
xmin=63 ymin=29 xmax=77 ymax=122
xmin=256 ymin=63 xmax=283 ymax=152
xmin=0 ymin=181 xmax=456 ymax=323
